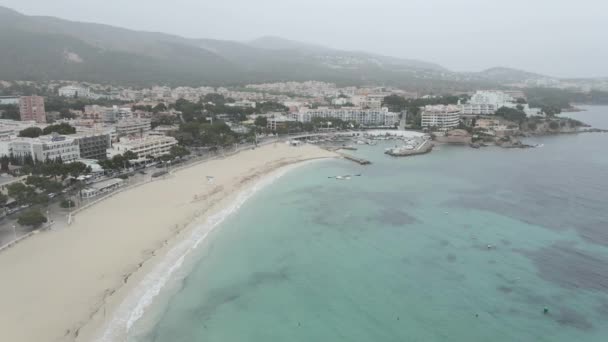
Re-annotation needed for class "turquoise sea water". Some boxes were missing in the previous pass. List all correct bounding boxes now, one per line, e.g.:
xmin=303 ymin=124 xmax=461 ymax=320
xmin=127 ymin=106 xmax=608 ymax=342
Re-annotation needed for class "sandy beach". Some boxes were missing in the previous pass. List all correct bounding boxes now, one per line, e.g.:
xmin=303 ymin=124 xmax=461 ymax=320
xmin=0 ymin=143 xmax=336 ymax=342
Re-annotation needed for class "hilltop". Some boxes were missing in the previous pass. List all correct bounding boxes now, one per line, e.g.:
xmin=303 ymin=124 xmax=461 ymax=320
xmin=0 ymin=6 xmax=550 ymax=90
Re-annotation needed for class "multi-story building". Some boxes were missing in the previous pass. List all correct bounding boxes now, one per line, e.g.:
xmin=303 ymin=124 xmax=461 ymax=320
xmin=267 ymin=115 xmax=296 ymax=131
xmin=459 ymin=103 xmax=497 ymax=116
xmin=469 ymin=91 xmax=515 ymax=107
xmin=291 ymin=107 xmax=399 ymax=127
xmin=225 ymin=100 xmax=257 ymax=109
xmin=115 ymin=118 xmax=151 ymax=137
xmin=148 ymin=125 xmax=179 ymax=137
xmin=58 ymin=85 xmax=91 ymax=98
xmin=0 ymin=96 xmax=20 ymax=105
xmin=7 ymin=134 xmax=80 ymax=163
xmin=95 ymin=105 xmax=133 ymax=123
xmin=74 ymin=131 xmax=112 ymax=160
xmin=19 ymin=96 xmax=46 ymax=123
xmin=421 ymin=105 xmax=461 ymax=131
xmin=461 ymin=90 xmax=542 ymax=117
xmin=106 ymin=136 xmax=178 ymax=159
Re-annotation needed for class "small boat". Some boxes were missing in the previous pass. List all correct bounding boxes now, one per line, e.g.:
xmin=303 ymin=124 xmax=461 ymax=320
xmin=330 ymin=175 xmax=353 ymax=180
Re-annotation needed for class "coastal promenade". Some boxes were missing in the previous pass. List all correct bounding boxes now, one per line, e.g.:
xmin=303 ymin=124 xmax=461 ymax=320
xmin=0 ymin=143 xmax=336 ymax=342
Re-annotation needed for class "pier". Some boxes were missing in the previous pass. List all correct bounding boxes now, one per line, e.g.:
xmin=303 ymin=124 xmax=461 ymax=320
xmin=338 ymin=152 xmax=372 ymax=165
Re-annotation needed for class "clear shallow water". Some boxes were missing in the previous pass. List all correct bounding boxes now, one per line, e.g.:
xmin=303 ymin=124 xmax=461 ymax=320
xmin=128 ymin=106 xmax=608 ymax=342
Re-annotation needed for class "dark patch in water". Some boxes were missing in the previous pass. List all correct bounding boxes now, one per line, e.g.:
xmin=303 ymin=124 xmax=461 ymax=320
xmin=368 ymin=208 xmax=418 ymax=227
xmin=443 ymin=188 xmax=608 ymax=247
xmin=440 ymin=239 xmax=450 ymax=247
xmin=508 ymin=308 xmax=520 ymax=315
xmin=595 ymin=300 xmax=608 ymax=317
xmin=500 ymin=239 xmax=511 ymax=246
xmin=518 ymin=242 xmax=608 ymax=293
xmin=488 ymin=260 xmax=497 ymax=264
xmin=495 ymin=272 xmax=519 ymax=285
xmin=446 ymin=254 xmax=457 ymax=262
xmin=555 ymin=307 xmax=593 ymax=331
xmin=497 ymin=286 xmax=513 ymax=294
xmin=190 ymin=267 xmax=290 ymax=321
xmin=443 ymin=273 xmax=466 ymax=282
xmin=523 ymin=293 xmax=549 ymax=305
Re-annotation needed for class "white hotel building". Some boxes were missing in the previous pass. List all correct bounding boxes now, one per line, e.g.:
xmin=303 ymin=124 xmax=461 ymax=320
xmin=107 ymin=135 xmax=178 ymax=159
xmin=291 ymin=107 xmax=399 ymax=127
xmin=1 ymin=134 xmax=80 ymax=163
xmin=459 ymin=90 xmax=541 ymax=117
xmin=421 ymin=105 xmax=461 ymax=131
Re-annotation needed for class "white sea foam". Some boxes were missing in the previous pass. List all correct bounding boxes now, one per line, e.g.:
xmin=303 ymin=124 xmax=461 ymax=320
xmin=96 ymin=161 xmax=317 ymax=341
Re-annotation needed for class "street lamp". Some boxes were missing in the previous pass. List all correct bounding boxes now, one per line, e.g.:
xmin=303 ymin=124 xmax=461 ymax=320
xmin=12 ymin=224 xmax=16 ymax=241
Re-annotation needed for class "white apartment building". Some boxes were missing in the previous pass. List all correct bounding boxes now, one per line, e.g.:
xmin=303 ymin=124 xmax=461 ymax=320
xmin=225 ymin=100 xmax=256 ymax=109
xmin=421 ymin=105 xmax=461 ymax=131
xmin=107 ymin=136 xmax=178 ymax=159
xmin=469 ymin=91 xmax=515 ymax=106
xmin=5 ymin=134 xmax=80 ymax=163
xmin=58 ymin=85 xmax=92 ymax=98
xmin=0 ymin=96 xmax=20 ymax=105
xmin=291 ymin=107 xmax=399 ymax=127
xmin=115 ymin=118 xmax=152 ymax=137
xmin=459 ymin=103 xmax=497 ymax=116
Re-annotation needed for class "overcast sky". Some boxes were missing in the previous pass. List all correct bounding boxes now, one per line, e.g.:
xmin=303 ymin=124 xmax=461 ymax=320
xmin=2 ymin=0 xmax=606 ymax=78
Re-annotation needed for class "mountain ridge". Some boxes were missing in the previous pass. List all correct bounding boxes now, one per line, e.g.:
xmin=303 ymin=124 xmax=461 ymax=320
xmin=0 ymin=6 xmax=551 ymax=89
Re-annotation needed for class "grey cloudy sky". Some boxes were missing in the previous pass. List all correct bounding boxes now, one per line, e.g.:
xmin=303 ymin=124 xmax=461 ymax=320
xmin=2 ymin=0 xmax=606 ymax=78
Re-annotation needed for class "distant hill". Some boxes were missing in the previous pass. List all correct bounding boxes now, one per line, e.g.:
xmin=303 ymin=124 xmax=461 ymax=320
xmin=0 ymin=6 xmax=546 ymax=90
xmin=471 ymin=67 xmax=548 ymax=83
xmin=247 ymin=36 xmax=330 ymax=52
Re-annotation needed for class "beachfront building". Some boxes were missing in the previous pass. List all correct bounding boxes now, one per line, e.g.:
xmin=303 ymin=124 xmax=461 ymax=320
xmin=291 ymin=107 xmax=399 ymax=127
xmin=81 ymin=178 xmax=125 ymax=199
xmin=5 ymin=134 xmax=80 ymax=163
xmin=106 ymin=135 xmax=178 ymax=159
xmin=421 ymin=105 xmax=461 ymax=131
xmin=460 ymin=90 xmax=542 ymax=117
xmin=115 ymin=118 xmax=151 ymax=137
xmin=74 ymin=131 xmax=112 ymax=160
xmin=19 ymin=96 xmax=46 ymax=123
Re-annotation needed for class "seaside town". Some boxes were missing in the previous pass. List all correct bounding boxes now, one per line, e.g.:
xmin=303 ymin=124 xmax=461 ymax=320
xmin=0 ymin=78 xmax=601 ymax=247
xmin=2 ymin=2 xmax=608 ymax=342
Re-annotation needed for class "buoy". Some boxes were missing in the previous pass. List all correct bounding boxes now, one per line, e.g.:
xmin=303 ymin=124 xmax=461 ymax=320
xmin=487 ymin=244 xmax=493 ymax=249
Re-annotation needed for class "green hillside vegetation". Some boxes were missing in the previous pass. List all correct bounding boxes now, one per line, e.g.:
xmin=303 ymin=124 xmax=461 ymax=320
xmin=0 ymin=6 xmax=503 ymax=91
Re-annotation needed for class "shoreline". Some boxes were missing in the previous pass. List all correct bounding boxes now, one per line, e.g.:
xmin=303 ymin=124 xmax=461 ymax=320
xmin=0 ymin=143 xmax=337 ymax=342
xmin=88 ymin=159 xmax=330 ymax=342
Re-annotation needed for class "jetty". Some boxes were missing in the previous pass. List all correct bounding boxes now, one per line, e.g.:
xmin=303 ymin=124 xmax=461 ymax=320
xmin=338 ymin=152 xmax=372 ymax=165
